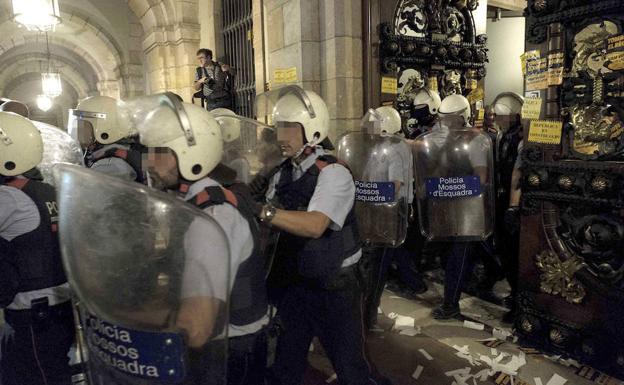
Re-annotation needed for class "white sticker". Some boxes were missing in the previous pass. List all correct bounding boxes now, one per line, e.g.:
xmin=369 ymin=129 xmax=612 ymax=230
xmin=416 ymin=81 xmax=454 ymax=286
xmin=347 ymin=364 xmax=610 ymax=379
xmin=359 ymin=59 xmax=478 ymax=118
xmin=411 ymin=365 xmax=424 ymax=380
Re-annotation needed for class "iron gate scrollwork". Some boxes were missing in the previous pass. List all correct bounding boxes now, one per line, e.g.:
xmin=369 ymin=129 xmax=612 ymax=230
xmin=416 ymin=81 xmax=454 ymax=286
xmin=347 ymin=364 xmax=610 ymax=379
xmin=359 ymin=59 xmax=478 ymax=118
xmin=518 ymin=0 xmax=624 ymax=377
xmin=222 ymin=0 xmax=256 ymax=118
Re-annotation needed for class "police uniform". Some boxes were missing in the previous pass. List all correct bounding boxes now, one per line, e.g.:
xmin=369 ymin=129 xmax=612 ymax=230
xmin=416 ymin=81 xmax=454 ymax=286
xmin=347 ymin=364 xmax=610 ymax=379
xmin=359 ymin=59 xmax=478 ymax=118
xmin=184 ymin=177 xmax=269 ymax=385
xmin=265 ymin=147 xmax=384 ymax=385
xmin=0 ymin=177 xmax=75 ymax=385
xmin=364 ymin=139 xmax=426 ymax=327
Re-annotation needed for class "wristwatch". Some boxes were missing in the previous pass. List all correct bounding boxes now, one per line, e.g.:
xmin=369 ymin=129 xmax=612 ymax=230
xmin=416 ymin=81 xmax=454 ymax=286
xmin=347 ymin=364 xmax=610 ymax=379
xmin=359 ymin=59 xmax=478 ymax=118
xmin=260 ymin=203 xmax=277 ymax=223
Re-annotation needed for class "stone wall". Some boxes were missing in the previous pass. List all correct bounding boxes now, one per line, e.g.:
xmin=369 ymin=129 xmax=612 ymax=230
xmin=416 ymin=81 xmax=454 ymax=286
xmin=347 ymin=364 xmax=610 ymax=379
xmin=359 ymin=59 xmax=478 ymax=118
xmin=262 ymin=0 xmax=364 ymax=141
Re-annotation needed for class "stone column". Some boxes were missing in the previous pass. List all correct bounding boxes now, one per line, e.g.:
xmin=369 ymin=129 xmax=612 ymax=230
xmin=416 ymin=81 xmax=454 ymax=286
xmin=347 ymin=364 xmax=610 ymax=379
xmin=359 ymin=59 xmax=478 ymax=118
xmin=262 ymin=0 xmax=363 ymax=141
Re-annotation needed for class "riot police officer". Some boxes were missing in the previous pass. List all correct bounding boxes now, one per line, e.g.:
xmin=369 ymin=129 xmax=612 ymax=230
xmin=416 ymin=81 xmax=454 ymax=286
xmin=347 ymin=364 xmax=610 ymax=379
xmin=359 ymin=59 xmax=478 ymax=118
xmin=407 ymin=88 xmax=442 ymax=139
xmin=490 ymin=93 xmax=524 ymax=322
xmin=356 ymin=106 xmax=426 ymax=329
xmin=135 ymin=93 xmax=269 ymax=385
xmin=413 ymin=94 xmax=494 ymax=319
xmin=251 ymin=86 xmax=391 ymax=385
xmin=0 ymin=112 xmax=75 ymax=385
xmin=68 ymin=96 xmax=144 ymax=182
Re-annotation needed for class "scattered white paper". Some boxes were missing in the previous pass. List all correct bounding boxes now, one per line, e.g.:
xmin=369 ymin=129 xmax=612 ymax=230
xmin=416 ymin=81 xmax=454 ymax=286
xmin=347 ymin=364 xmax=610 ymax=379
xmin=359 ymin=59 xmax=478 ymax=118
xmin=545 ymin=373 xmax=567 ymax=385
xmin=393 ymin=315 xmax=416 ymax=331
xmin=389 ymin=296 xmax=403 ymax=299
xmin=387 ymin=312 xmax=399 ymax=319
xmin=445 ymin=367 xmax=472 ymax=385
xmin=411 ymin=365 xmax=424 ymax=380
xmin=534 ymin=377 xmax=544 ymax=385
xmin=325 ymin=373 xmax=337 ymax=383
xmin=477 ymin=337 xmax=497 ymax=342
xmin=369 ymin=327 xmax=384 ymax=333
xmin=493 ymin=328 xmax=512 ymax=340
xmin=399 ymin=326 xmax=421 ymax=336
xmin=464 ymin=320 xmax=485 ymax=330
xmin=491 ymin=348 xmax=498 ymax=356
xmin=473 ymin=369 xmax=490 ymax=381
xmin=463 ymin=312 xmax=483 ymax=319
xmin=309 ymin=343 xmax=314 ymax=352
xmin=418 ymin=348 xmax=433 ymax=361
xmin=377 ymin=307 xmax=383 ymax=314
xmin=453 ymin=345 xmax=480 ymax=367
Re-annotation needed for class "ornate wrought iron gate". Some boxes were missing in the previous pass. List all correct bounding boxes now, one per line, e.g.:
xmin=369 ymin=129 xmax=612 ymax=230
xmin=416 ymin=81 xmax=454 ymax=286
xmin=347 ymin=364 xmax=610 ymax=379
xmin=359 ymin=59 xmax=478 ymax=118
xmin=222 ymin=0 xmax=255 ymax=118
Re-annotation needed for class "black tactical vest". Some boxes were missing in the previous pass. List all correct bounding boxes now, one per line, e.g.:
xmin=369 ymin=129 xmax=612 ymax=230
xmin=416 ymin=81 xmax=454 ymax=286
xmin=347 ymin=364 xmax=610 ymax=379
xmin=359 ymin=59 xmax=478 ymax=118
xmin=1 ymin=179 xmax=66 ymax=297
xmin=275 ymin=155 xmax=361 ymax=280
xmin=187 ymin=183 xmax=268 ymax=327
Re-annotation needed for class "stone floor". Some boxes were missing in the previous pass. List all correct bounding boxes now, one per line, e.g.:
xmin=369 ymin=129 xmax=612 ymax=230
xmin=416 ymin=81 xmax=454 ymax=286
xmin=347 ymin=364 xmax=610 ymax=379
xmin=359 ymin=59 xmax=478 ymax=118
xmin=304 ymin=280 xmax=623 ymax=385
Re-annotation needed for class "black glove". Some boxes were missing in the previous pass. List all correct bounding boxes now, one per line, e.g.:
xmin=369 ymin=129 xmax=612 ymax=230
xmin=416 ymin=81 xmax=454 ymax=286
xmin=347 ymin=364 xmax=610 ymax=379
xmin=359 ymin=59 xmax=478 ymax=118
xmin=504 ymin=206 xmax=521 ymax=234
xmin=249 ymin=174 xmax=270 ymax=198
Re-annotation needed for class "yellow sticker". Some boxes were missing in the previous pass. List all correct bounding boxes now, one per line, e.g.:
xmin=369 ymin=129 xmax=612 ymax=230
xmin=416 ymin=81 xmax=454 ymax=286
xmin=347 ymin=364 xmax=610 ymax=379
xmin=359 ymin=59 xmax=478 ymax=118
xmin=526 ymin=58 xmax=548 ymax=91
xmin=528 ymin=120 xmax=563 ymax=145
xmin=521 ymin=50 xmax=540 ymax=76
xmin=381 ymin=77 xmax=398 ymax=94
xmin=273 ymin=67 xmax=298 ymax=84
xmin=521 ymin=98 xmax=542 ymax=120
xmin=466 ymin=79 xmax=478 ymax=90
xmin=467 ymin=88 xmax=484 ymax=104
xmin=477 ymin=109 xmax=485 ymax=120
xmin=247 ymin=30 xmax=253 ymax=41
xmin=548 ymin=52 xmax=564 ymax=86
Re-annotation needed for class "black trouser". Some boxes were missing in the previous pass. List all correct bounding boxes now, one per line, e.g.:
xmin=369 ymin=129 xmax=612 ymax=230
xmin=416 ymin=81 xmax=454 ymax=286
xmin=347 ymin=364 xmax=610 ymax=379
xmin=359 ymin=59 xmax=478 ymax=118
xmin=0 ymin=301 xmax=75 ymax=385
xmin=268 ymin=270 xmax=380 ymax=385
xmin=206 ymin=97 xmax=233 ymax=111
xmin=228 ymin=329 xmax=268 ymax=385
xmin=442 ymin=242 xmax=476 ymax=307
xmin=365 ymin=246 xmax=424 ymax=327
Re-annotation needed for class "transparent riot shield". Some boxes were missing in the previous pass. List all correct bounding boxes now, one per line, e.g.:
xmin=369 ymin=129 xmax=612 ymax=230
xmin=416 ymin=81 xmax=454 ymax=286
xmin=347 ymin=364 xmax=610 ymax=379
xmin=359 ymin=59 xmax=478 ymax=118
xmin=55 ymin=164 xmax=231 ymax=385
xmin=412 ymin=116 xmax=494 ymax=241
xmin=32 ymin=121 xmax=84 ymax=185
xmin=212 ymin=112 xmax=284 ymax=183
xmin=336 ymin=132 xmax=411 ymax=247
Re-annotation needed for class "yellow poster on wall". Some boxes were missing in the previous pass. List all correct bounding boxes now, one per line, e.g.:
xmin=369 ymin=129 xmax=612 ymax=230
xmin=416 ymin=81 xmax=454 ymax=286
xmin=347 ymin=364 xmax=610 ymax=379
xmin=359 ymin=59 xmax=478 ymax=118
xmin=520 ymin=50 xmax=540 ymax=75
xmin=606 ymin=34 xmax=624 ymax=71
xmin=521 ymin=98 xmax=542 ymax=120
xmin=528 ymin=120 xmax=563 ymax=145
xmin=273 ymin=67 xmax=298 ymax=84
xmin=467 ymin=88 xmax=484 ymax=104
xmin=526 ymin=58 xmax=548 ymax=91
xmin=547 ymin=52 xmax=564 ymax=86
xmin=381 ymin=77 xmax=398 ymax=94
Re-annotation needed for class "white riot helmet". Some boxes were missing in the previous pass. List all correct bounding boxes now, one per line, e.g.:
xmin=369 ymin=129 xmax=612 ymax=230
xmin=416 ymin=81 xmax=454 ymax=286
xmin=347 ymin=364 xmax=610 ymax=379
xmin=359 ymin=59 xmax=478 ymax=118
xmin=0 ymin=112 xmax=43 ymax=176
xmin=492 ymin=92 xmax=524 ymax=116
xmin=413 ymin=88 xmax=442 ymax=115
xmin=361 ymin=106 xmax=402 ymax=135
xmin=211 ymin=108 xmax=241 ymax=142
xmin=439 ymin=94 xmax=472 ymax=125
xmin=135 ymin=93 xmax=223 ymax=181
xmin=272 ymin=88 xmax=330 ymax=146
xmin=69 ymin=96 xmax=132 ymax=147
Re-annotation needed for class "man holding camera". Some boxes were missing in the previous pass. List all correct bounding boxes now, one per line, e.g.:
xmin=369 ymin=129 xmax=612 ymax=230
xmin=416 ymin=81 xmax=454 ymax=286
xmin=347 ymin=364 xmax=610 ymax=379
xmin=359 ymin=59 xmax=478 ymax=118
xmin=194 ymin=48 xmax=233 ymax=111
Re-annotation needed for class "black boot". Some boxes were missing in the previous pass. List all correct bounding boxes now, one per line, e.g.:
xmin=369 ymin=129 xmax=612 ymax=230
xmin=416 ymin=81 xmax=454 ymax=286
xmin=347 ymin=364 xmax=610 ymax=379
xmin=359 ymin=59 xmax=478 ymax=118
xmin=432 ymin=304 xmax=461 ymax=320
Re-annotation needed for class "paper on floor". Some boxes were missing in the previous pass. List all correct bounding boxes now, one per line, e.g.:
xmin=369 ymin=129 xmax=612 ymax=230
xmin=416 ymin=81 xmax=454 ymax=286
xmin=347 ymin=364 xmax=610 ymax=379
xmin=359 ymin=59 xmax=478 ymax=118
xmin=325 ymin=373 xmax=337 ymax=383
xmin=411 ymin=365 xmax=424 ymax=380
xmin=493 ymin=328 xmax=512 ymax=340
xmin=377 ymin=307 xmax=383 ymax=314
xmin=418 ymin=348 xmax=433 ymax=361
xmin=545 ymin=374 xmax=567 ymax=385
xmin=393 ymin=315 xmax=416 ymax=331
xmin=464 ymin=320 xmax=485 ymax=330
xmin=399 ymin=326 xmax=421 ymax=336
xmin=534 ymin=377 xmax=543 ymax=385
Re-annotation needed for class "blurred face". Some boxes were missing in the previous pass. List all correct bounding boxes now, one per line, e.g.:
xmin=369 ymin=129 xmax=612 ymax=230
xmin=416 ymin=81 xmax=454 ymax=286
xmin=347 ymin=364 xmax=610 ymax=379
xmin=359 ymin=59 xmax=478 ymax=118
xmin=276 ymin=122 xmax=305 ymax=157
xmin=144 ymin=148 xmax=179 ymax=190
xmin=197 ymin=53 xmax=210 ymax=67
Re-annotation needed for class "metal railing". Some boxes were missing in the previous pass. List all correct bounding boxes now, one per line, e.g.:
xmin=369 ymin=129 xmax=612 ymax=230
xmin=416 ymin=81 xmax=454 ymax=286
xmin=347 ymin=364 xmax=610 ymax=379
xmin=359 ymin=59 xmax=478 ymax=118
xmin=222 ymin=0 xmax=256 ymax=119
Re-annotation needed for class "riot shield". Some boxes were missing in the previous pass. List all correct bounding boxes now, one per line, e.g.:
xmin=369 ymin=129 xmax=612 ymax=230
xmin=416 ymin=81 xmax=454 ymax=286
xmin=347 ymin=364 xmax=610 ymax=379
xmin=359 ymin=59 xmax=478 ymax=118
xmin=412 ymin=116 xmax=494 ymax=241
xmin=336 ymin=132 xmax=411 ymax=247
xmin=212 ymin=112 xmax=283 ymax=183
xmin=32 ymin=121 xmax=84 ymax=185
xmin=55 ymin=164 xmax=231 ymax=385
